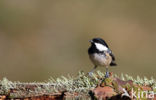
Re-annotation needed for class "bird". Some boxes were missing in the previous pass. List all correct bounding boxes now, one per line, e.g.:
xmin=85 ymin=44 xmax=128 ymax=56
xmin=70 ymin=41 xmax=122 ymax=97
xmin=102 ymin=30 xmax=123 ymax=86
xmin=88 ymin=38 xmax=117 ymax=78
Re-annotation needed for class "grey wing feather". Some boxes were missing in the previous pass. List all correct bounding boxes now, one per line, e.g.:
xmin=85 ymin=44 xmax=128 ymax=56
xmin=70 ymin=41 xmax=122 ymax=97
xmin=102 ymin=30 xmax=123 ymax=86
xmin=110 ymin=53 xmax=115 ymax=61
xmin=107 ymin=49 xmax=117 ymax=66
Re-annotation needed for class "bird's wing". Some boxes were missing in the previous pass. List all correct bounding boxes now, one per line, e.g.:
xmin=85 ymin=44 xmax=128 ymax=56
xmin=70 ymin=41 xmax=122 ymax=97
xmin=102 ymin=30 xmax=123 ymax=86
xmin=107 ymin=49 xmax=115 ymax=61
xmin=108 ymin=49 xmax=117 ymax=66
xmin=109 ymin=53 xmax=115 ymax=61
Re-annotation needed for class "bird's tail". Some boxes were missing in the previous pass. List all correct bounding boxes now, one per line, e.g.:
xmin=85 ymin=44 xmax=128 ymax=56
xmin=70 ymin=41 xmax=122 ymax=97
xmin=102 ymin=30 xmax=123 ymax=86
xmin=110 ymin=61 xmax=117 ymax=66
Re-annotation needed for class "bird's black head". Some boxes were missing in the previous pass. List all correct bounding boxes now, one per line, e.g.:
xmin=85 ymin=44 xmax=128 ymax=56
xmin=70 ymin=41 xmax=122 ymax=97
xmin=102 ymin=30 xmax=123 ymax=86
xmin=89 ymin=38 xmax=109 ymax=48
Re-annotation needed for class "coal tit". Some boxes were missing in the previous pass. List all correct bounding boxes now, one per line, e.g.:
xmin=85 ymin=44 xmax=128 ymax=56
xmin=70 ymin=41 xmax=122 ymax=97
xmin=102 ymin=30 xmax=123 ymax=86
xmin=88 ymin=38 xmax=117 ymax=77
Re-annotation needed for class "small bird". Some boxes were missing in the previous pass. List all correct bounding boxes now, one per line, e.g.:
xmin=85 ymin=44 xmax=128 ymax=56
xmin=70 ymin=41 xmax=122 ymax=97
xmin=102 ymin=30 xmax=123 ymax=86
xmin=88 ymin=38 xmax=117 ymax=78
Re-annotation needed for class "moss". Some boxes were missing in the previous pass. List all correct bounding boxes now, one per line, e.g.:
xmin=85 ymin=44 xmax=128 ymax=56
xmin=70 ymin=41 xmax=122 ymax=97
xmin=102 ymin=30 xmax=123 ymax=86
xmin=112 ymin=81 xmax=119 ymax=93
xmin=0 ymin=71 xmax=155 ymax=99
xmin=100 ymin=77 xmax=113 ymax=87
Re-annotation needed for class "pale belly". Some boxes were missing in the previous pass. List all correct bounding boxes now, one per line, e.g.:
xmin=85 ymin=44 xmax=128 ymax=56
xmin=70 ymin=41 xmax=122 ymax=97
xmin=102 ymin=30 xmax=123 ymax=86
xmin=89 ymin=53 xmax=112 ymax=67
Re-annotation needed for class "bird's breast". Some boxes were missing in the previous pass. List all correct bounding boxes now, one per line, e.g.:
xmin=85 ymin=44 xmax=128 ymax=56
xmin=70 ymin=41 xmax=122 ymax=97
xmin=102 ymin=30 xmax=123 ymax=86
xmin=89 ymin=53 xmax=112 ymax=67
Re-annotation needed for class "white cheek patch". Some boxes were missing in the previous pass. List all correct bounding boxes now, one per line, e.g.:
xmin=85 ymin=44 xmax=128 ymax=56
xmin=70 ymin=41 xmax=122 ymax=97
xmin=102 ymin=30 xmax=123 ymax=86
xmin=95 ymin=43 xmax=108 ymax=51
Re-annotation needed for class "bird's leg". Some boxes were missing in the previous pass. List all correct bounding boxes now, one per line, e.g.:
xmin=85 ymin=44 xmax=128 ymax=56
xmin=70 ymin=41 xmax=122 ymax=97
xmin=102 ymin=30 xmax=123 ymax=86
xmin=105 ymin=67 xmax=109 ymax=78
xmin=88 ymin=65 xmax=97 ymax=76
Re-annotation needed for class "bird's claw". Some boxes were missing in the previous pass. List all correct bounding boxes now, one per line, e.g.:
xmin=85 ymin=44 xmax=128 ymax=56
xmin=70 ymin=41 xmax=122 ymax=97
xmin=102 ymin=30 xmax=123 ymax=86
xmin=105 ymin=71 xmax=109 ymax=78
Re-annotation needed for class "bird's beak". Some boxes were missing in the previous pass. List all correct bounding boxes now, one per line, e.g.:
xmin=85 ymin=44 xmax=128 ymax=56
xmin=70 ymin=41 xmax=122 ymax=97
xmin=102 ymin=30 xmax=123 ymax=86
xmin=89 ymin=40 xmax=93 ymax=43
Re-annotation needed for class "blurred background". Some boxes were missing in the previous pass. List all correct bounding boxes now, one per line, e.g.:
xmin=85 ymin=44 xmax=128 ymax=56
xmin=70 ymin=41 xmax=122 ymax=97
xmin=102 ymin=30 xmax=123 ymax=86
xmin=0 ymin=0 xmax=156 ymax=81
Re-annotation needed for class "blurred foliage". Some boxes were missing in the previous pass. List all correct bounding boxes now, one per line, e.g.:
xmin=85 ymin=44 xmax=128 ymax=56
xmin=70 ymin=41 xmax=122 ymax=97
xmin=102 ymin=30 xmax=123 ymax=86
xmin=0 ymin=0 xmax=156 ymax=81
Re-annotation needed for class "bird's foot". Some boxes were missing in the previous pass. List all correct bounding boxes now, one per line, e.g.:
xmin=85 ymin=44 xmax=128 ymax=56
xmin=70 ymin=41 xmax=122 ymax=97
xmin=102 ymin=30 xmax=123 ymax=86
xmin=105 ymin=71 xmax=109 ymax=78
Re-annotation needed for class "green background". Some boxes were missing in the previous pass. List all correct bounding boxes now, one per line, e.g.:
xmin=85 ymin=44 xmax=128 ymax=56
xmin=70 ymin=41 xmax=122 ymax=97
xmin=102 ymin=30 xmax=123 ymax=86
xmin=0 ymin=0 xmax=156 ymax=81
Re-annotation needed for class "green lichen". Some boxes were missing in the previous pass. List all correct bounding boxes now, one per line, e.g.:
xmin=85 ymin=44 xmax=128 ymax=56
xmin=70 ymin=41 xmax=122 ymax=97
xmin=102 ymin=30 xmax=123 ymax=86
xmin=0 ymin=77 xmax=16 ymax=94
xmin=0 ymin=71 xmax=155 ymax=99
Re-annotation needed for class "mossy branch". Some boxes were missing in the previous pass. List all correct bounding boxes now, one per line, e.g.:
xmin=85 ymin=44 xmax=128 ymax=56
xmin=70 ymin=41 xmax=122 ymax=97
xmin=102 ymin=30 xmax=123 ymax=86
xmin=0 ymin=71 xmax=155 ymax=99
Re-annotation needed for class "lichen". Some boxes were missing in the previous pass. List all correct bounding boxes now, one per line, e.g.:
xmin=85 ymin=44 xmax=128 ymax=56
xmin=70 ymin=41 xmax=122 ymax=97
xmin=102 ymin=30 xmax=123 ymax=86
xmin=0 ymin=71 xmax=155 ymax=99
